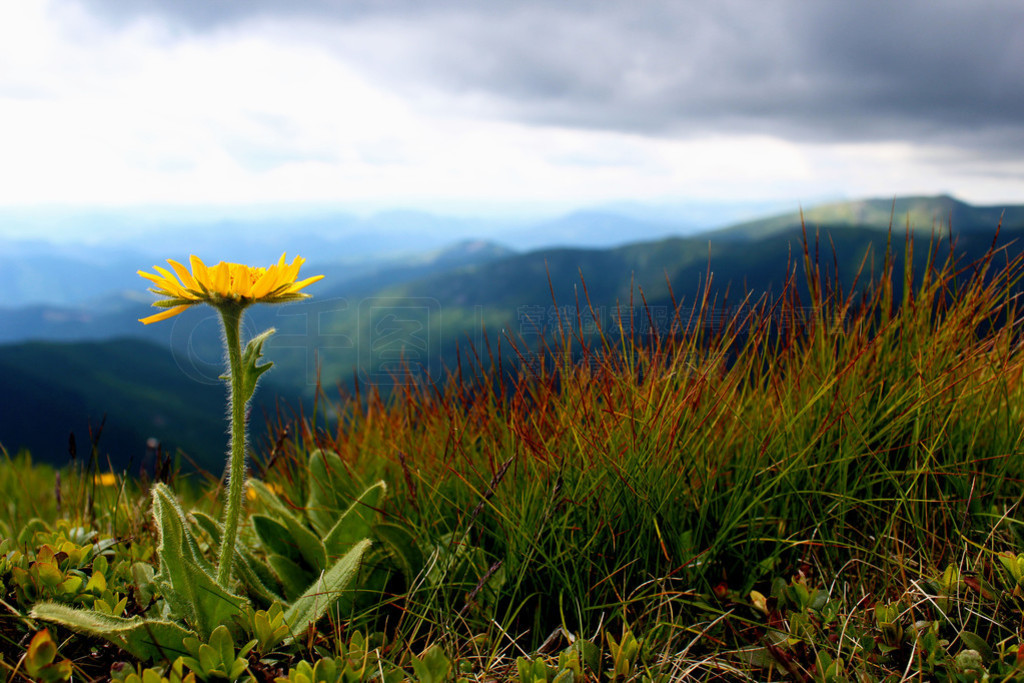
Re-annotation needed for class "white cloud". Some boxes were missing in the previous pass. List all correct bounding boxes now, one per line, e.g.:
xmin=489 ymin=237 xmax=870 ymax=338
xmin=0 ymin=0 xmax=1020 ymax=218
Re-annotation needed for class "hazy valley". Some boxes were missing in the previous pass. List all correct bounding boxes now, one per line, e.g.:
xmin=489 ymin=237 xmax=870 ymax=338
xmin=2 ymin=194 xmax=1021 ymax=473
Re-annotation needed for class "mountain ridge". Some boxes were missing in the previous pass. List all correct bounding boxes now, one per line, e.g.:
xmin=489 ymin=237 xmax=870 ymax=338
xmin=3 ymin=193 xmax=1023 ymax=471
xmin=717 ymin=194 xmax=1024 ymax=240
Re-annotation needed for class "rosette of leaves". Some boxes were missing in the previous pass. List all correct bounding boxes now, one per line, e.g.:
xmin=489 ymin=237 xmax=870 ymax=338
xmin=242 ymin=449 xmax=423 ymax=612
xmin=31 ymin=483 xmax=371 ymax=662
xmin=2 ymin=523 xmax=121 ymax=611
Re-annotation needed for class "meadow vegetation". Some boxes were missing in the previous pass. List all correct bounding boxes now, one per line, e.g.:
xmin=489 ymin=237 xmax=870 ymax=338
xmin=3 ymin=225 xmax=1024 ymax=681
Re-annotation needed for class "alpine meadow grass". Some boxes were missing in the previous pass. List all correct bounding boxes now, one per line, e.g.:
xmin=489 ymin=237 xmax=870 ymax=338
xmin=3 ymin=225 xmax=1024 ymax=680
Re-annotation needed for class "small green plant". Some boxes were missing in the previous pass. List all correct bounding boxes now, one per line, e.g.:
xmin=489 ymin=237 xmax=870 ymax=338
xmin=22 ymin=629 xmax=73 ymax=682
xmin=180 ymin=624 xmax=256 ymax=682
xmin=237 ymin=602 xmax=291 ymax=654
xmin=606 ymin=625 xmax=643 ymax=680
xmin=111 ymin=659 xmax=195 ymax=683
xmin=874 ymin=602 xmax=904 ymax=652
xmin=273 ymin=631 xmax=406 ymax=683
xmin=409 ymin=644 xmax=451 ymax=683
xmin=5 ymin=523 xmax=117 ymax=609
xmin=516 ymin=656 xmax=557 ymax=683
xmin=32 ymin=485 xmax=371 ymax=659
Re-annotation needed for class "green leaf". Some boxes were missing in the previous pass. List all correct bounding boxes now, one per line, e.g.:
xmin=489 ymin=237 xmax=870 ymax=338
xmin=240 ymin=327 xmax=275 ymax=403
xmin=151 ymin=483 xmax=245 ymax=638
xmin=283 ymin=539 xmax=371 ymax=643
xmin=281 ymin=513 xmax=328 ymax=572
xmin=269 ymin=554 xmax=315 ymax=599
xmin=248 ymin=479 xmax=293 ymax=518
xmin=306 ymin=449 xmax=347 ymax=536
xmin=130 ymin=561 xmax=157 ymax=607
xmin=190 ymin=510 xmax=222 ymax=544
xmin=26 ymin=629 xmax=58 ymax=673
xmin=199 ymin=643 xmax=218 ymax=673
xmin=323 ymin=481 xmax=387 ymax=558
xmin=959 ymin=630 xmax=995 ymax=662
xmin=411 ymin=644 xmax=451 ymax=683
xmin=254 ymin=500 xmax=330 ymax=575
xmin=210 ymin=625 xmax=235 ymax=673
xmin=191 ymin=511 xmax=284 ymax=605
xmin=31 ymin=602 xmax=194 ymax=662
xmin=252 ymin=515 xmax=302 ymax=562
xmin=233 ymin=553 xmax=284 ymax=606
xmin=24 ymin=630 xmax=71 ymax=683
xmin=562 ymin=639 xmax=599 ymax=675
xmin=151 ymin=484 xmax=214 ymax=572
xmin=374 ymin=521 xmax=424 ymax=586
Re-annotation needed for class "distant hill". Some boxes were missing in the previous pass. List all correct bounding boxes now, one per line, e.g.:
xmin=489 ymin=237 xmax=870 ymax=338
xmin=0 ymin=338 xmax=279 ymax=473
xmin=0 ymin=240 xmax=515 ymax=345
xmin=3 ymin=194 xmax=1023 ymax=471
xmin=497 ymin=210 xmax=694 ymax=250
xmin=0 ymin=250 xmax=150 ymax=308
xmin=717 ymin=194 xmax=1024 ymax=241
xmin=305 ymin=214 xmax=1024 ymax=393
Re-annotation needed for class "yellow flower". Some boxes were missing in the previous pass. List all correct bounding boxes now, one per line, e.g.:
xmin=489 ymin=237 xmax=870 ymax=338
xmin=138 ymin=253 xmax=323 ymax=324
xmin=93 ymin=472 xmax=118 ymax=487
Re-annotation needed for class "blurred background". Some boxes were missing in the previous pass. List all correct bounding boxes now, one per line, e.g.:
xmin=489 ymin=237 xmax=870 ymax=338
xmin=1 ymin=0 xmax=1022 ymax=472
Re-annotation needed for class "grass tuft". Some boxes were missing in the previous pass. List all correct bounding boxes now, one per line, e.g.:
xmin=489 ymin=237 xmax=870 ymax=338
xmin=4 ymin=224 xmax=1024 ymax=680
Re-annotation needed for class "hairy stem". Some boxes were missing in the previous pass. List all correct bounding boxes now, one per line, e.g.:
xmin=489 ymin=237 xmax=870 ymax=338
xmin=216 ymin=304 xmax=247 ymax=587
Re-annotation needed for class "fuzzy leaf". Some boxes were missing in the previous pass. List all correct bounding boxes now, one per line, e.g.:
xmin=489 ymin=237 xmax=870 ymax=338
xmin=193 ymin=511 xmax=284 ymax=605
xmin=151 ymin=484 xmax=213 ymax=573
xmin=252 ymin=515 xmax=301 ymax=562
xmin=374 ymin=521 xmax=423 ymax=585
xmin=281 ymin=512 xmax=328 ymax=571
xmin=283 ymin=539 xmax=371 ymax=643
xmin=269 ymin=554 xmax=315 ymax=599
xmin=189 ymin=510 xmax=222 ymax=544
xmin=31 ymin=602 xmax=194 ymax=661
xmin=323 ymin=481 xmax=386 ymax=558
xmin=306 ymin=449 xmax=347 ymax=535
xmin=151 ymin=483 xmax=245 ymax=638
xmin=240 ymin=328 xmax=275 ymax=403
xmin=248 ymin=479 xmax=293 ymax=518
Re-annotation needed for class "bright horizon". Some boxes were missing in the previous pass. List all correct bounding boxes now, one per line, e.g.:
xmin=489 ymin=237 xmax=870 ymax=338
xmin=1 ymin=1 xmax=1022 ymax=240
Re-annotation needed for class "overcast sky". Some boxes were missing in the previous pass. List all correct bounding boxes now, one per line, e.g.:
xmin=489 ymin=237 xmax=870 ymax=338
xmin=1 ymin=0 xmax=1022 ymax=219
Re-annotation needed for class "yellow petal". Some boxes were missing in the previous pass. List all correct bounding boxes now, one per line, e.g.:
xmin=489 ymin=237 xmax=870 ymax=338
xmin=282 ymin=256 xmax=304 ymax=284
xmin=211 ymin=262 xmax=230 ymax=295
xmin=249 ymin=266 xmax=282 ymax=299
xmin=139 ymin=305 xmax=191 ymax=325
xmin=189 ymin=255 xmax=211 ymax=290
xmin=168 ymin=259 xmax=199 ymax=291
xmin=138 ymin=269 xmax=169 ymax=287
xmin=138 ymin=271 xmax=179 ymax=298
xmin=152 ymin=266 xmax=190 ymax=298
xmin=141 ymin=253 xmax=321 ymax=309
xmin=232 ymin=263 xmax=254 ymax=297
xmin=287 ymin=274 xmax=325 ymax=294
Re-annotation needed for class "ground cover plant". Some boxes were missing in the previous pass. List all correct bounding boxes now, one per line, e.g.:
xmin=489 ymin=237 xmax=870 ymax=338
xmin=2 ymin=223 xmax=1024 ymax=680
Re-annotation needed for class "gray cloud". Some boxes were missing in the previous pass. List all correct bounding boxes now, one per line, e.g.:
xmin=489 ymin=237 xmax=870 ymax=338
xmin=72 ymin=1 xmax=1024 ymax=153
